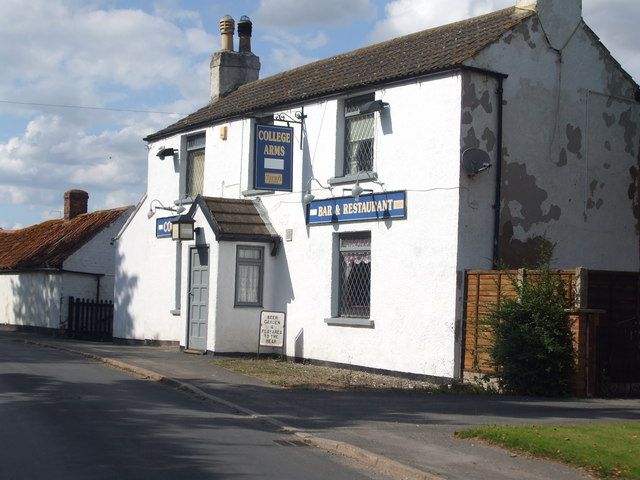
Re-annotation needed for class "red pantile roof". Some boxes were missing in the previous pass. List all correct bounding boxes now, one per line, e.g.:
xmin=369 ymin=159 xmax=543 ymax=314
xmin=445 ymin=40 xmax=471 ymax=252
xmin=0 ymin=207 xmax=131 ymax=270
xmin=145 ymin=6 xmax=534 ymax=141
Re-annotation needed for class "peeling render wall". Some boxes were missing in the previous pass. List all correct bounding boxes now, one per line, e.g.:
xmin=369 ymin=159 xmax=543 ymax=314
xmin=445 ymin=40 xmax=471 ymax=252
xmin=455 ymin=71 xmax=500 ymax=373
xmin=466 ymin=16 xmax=640 ymax=269
xmin=457 ymin=71 xmax=500 ymax=270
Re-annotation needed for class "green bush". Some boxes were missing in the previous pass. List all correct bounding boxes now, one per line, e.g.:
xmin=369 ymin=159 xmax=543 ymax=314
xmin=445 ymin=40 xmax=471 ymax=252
xmin=486 ymin=256 xmax=575 ymax=396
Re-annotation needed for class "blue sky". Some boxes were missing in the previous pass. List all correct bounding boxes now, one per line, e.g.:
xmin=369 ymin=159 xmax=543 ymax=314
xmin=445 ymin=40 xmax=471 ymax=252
xmin=1 ymin=0 xmax=638 ymax=229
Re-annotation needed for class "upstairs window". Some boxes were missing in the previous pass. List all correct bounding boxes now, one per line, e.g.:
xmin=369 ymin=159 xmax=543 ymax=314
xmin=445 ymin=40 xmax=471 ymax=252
xmin=344 ymin=94 xmax=375 ymax=175
xmin=186 ymin=133 xmax=205 ymax=197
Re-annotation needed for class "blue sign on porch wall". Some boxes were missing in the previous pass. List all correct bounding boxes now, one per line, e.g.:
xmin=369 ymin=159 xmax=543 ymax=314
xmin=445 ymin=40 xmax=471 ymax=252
xmin=156 ymin=216 xmax=176 ymax=238
xmin=306 ymin=191 xmax=407 ymax=225
xmin=254 ymin=124 xmax=293 ymax=191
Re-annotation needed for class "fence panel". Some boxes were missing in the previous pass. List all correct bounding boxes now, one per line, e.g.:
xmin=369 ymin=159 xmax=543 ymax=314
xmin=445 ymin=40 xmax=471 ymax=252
xmin=462 ymin=270 xmax=577 ymax=375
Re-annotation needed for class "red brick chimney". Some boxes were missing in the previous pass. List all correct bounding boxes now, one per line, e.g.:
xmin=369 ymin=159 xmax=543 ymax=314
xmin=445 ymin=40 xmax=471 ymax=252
xmin=64 ymin=189 xmax=89 ymax=221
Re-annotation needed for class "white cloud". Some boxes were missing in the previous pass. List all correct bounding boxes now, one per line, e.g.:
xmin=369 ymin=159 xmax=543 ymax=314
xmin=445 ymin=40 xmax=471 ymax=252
xmin=305 ymin=32 xmax=329 ymax=50
xmin=103 ymin=189 xmax=143 ymax=209
xmin=0 ymin=0 xmax=215 ymax=109
xmin=254 ymin=0 xmax=376 ymax=27
xmin=0 ymin=114 xmax=150 ymax=209
xmin=270 ymin=47 xmax=319 ymax=71
xmin=260 ymin=31 xmax=328 ymax=73
xmin=370 ymin=0 xmax=511 ymax=42
xmin=0 ymin=0 xmax=215 ymax=226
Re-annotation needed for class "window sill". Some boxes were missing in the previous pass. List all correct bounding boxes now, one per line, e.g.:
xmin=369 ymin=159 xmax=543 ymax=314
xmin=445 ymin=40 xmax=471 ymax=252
xmin=328 ymin=171 xmax=378 ymax=186
xmin=324 ymin=317 xmax=374 ymax=328
xmin=170 ymin=309 xmax=181 ymax=316
xmin=242 ymin=189 xmax=275 ymax=197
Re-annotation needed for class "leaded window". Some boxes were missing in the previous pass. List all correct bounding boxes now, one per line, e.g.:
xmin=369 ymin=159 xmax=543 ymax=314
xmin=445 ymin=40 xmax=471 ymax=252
xmin=344 ymin=94 xmax=375 ymax=175
xmin=338 ymin=233 xmax=371 ymax=318
xmin=235 ymin=246 xmax=264 ymax=307
xmin=186 ymin=133 xmax=205 ymax=196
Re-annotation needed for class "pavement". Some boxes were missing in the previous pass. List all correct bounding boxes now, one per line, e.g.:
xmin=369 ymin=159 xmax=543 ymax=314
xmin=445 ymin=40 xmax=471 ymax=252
xmin=3 ymin=329 xmax=639 ymax=480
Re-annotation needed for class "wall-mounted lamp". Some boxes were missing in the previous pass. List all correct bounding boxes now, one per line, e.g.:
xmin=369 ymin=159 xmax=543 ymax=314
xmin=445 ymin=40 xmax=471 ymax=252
xmin=350 ymin=171 xmax=385 ymax=200
xmin=171 ymin=215 xmax=195 ymax=241
xmin=351 ymin=181 xmax=364 ymax=200
xmin=358 ymin=100 xmax=389 ymax=115
xmin=156 ymin=147 xmax=176 ymax=160
xmin=303 ymin=176 xmax=332 ymax=205
xmin=147 ymin=199 xmax=186 ymax=219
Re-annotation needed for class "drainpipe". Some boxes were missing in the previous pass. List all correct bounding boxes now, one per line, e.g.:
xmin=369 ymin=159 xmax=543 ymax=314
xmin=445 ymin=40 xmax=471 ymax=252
xmin=492 ymin=76 xmax=505 ymax=268
xmin=458 ymin=66 xmax=506 ymax=268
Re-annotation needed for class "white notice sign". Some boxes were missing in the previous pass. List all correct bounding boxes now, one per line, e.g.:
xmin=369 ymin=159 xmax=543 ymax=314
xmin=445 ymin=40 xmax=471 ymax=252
xmin=259 ymin=311 xmax=285 ymax=348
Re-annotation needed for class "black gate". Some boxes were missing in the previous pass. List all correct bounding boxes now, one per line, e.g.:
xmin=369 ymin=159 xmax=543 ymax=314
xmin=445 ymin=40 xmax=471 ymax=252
xmin=67 ymin=296 xmax=113 ymax=341
xmin=587 ymin=271 xmax=640 ymax=397
xmin=596 ymin=320 xmax=640 ymax=397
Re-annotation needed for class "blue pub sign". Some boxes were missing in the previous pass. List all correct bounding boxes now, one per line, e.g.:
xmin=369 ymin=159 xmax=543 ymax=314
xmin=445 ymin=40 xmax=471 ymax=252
xmin=155 ymin=216 xmax=176 ymax=238
xmin=254 ymin=124 xmax=294 ymax=191
xmin=307 ymin=191 xmax=407 ymax=225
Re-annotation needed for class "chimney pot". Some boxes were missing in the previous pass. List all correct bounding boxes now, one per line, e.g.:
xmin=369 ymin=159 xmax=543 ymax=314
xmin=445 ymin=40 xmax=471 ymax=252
xmin=219 ymin=15 xmax=235 ymax=51
xmin=64 ymin=189 xmax=89 ymax=221
xmin=210 ymin=15 xmax=260 ymax=103
xmin=238 ymin=16 xmax=253 ymax=53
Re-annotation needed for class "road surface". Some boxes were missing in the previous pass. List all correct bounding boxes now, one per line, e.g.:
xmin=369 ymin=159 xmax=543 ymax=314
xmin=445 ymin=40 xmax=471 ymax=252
xmin=0 ymin=337 xmax=385 ymax=480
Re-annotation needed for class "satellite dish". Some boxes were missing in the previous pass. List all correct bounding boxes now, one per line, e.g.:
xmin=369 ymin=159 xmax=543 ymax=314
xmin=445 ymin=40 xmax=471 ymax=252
xmin=461 ymin=148 xmax=492 ymax=177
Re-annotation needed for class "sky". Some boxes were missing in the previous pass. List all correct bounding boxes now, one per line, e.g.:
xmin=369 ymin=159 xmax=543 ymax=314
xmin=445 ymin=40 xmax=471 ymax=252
xmin=0 ymin=0 xmax=638 ymax=229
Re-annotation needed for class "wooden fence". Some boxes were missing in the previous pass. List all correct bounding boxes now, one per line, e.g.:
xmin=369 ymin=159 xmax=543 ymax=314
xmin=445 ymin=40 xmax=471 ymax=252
xmin=462 ymin=269 xmax=577 ymax=374
xmin=462 ymin=269 xmax=640 ymax=397
xmin=67 ymin=296 xmax=113 ymax=341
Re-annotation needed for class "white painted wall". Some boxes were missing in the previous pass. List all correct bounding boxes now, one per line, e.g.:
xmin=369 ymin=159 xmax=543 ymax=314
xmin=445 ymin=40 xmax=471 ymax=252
xmin=0 ymin=272 xmax=62 ymax=328
xmin=213 ymin=241 xmax=278 ymax=353
xmin=251 ymin=75 xmax=465 ymax=377
xmin=63 ymin=209 xmax=131 ymax=300
xmin=119 ymin=74 xmax=464 ymax=377
xmin=114 ymin=200 xmax=182 ymax=342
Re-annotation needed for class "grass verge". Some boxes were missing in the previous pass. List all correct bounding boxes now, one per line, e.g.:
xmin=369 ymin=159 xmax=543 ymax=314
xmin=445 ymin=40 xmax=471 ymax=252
xmin=457 ymin=422 xmax=640 ymax=479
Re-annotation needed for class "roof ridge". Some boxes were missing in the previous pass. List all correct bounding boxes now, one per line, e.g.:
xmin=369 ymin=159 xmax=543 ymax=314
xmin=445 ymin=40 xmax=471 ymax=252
xmin=0 ymin=206 xmax=130 ymax=270
xmin=238 ymin=6 xmax=519 ymax=88
xmin=145 ymin=6 xmax=533 ymax=141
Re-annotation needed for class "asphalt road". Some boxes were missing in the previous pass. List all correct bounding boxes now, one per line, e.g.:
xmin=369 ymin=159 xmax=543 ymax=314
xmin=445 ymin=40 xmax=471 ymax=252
xmin=0 ymin=338 xmax=385 ymax=480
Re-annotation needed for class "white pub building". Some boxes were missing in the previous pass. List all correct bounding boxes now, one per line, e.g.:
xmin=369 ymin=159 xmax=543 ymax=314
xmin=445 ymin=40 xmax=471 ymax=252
xmin=115 ymin=0 xmax=640 ymax=381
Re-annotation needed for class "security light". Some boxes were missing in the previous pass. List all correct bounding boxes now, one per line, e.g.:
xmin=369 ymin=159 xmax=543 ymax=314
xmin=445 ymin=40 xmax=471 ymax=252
xmin=156 ymin=147 xmax=176 ymax=160
xmin=303 ymin=176 xmax=332 ymax=205
xmin=351 ymin=182 xmax=364 ymax=200
xmin=147 ymin=199 xmax=184 ymax=219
